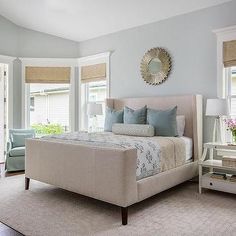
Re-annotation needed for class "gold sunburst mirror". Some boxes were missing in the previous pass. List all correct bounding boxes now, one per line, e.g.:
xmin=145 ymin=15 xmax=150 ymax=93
xmin=140 ymin=47 xmax=172 ymax=85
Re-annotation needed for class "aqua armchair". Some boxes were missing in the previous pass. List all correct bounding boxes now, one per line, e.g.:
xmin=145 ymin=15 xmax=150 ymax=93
xmin=6 ymin=129 xmax=35 ymax=172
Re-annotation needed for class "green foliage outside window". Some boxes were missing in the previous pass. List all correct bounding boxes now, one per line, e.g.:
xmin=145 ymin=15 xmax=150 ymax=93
xmin=31 ymin=123 xmax=64 ymax=136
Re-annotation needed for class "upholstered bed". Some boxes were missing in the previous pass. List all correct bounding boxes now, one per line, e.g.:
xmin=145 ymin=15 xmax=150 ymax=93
xmin=25 ymin=95 xmax=203 ymax=225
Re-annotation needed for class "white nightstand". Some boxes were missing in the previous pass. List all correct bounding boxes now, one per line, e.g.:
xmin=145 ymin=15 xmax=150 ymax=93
xmin=199 ymin=143 xmax=236 ymax=194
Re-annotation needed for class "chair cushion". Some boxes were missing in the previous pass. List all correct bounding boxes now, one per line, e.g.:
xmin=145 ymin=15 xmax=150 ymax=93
xmin=124 ymin=106 xmax=147 ymax=124
xmin=9 ymin=147 xmax=25 ymax=157
xmin=104 ymin=107 xmax=124 ymax=132
xmin=147 ymin=106 xmax=178 ymax=136
xmin=11 ymin=133 xmax=34 ymax=148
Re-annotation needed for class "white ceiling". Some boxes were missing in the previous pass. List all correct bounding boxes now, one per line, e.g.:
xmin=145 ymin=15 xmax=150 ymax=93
xmin=0 ymin=0 xmax=231 ymax=42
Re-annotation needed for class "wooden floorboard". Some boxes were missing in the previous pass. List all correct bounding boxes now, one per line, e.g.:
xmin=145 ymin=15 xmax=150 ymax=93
xmin=4 ymin=171 xmax=25 ymax=178
xmin=0 ymin=222 xmax=24 ymax=236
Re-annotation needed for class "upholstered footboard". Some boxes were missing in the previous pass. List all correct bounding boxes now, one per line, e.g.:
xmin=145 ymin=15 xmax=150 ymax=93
xmin=25 ymin=139 xmax=138 ymax=224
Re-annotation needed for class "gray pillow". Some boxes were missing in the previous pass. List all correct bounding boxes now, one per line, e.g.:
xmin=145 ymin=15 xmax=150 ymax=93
xmin=147 ymin=106 xmax=178 ymax=137
xmin=112 ymin=124 xmax=154 ymax=137
xmin=124 ymin=105 xmax=147 ymax=124
xmin=104 ymin=107 xmax=124 ymax=132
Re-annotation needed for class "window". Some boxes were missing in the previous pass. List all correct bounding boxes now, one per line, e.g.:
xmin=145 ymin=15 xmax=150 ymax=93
xmin=80 ymin=80 xmax=107 ymax=131
xmin=227 ymin=67 xmax=236 ymax=115
xmin=0 ymin=63 xmax=8 ymax=162
xmin=78 ymin=53 xmax=110 ymax=131
xmin=29 ymin=83 xmax=70 ymax=136
xmin=223 ymin=39 xmax=236 ymax=116
xmin=30 ymin=97 xmax=35 ymax=111
xmin=23 ymin=64 xmax=73 ymax=136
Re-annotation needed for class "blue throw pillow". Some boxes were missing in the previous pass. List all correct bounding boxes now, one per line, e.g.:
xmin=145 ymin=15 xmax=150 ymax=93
xmin=104 ymin=107 xmax=124 ymax=132
xmin=124 ymin=106 xmax=147 ymax=124
xmin=147 ymin=106 xmax=178 ymax=136
xmin=11 ymin=133 xmax=34 ymax=148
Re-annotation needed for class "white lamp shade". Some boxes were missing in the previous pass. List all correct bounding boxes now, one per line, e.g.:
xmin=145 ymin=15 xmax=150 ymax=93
xmin=205 ymin=98 xmax=228 ymax=116
xmin=87 ymin=103 xmax=103 ymax=116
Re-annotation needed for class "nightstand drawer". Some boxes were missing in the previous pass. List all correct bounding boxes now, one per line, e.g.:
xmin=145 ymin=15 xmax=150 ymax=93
xmin=202 ymin=174 xmax=236 ymax=194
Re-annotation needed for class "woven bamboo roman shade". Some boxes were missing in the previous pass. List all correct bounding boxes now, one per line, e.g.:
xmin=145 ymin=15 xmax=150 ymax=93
xmin=81 ymin=63 xmax=106 ymax=83
xmin=223 ymin=40 xmax=236 ymax=68
xmin=25 ymin=66 xmax=71 ymax=84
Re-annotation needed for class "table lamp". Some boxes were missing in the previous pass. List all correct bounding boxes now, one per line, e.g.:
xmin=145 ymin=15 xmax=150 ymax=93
xmin=205 ymin=98 xmax=228 ymax=142
xmin=87 ymin=103 xmax=103 ymax=132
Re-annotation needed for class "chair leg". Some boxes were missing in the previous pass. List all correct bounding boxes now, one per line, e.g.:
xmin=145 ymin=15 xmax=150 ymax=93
xmin=121 ymin=207 xmax=128 ymax=225
xmin=25 ymin=177 xmax=30 ymax=190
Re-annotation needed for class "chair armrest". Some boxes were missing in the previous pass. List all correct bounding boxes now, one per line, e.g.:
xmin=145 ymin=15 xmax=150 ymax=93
xmin=7 ymin=141 xmax=12 ymax=152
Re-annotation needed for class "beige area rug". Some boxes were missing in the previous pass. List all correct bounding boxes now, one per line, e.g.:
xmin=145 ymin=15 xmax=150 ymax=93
xmin=0 ymin=176 xmax=235 ymax=236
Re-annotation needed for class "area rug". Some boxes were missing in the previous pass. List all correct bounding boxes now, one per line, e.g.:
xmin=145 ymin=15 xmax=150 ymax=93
xmin=0 ymin=175 xmax=235 ymax=236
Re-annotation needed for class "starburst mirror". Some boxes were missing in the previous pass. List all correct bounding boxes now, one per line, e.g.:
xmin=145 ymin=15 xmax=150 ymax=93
xmin=140 ymin=47 xmax=172 ymax=85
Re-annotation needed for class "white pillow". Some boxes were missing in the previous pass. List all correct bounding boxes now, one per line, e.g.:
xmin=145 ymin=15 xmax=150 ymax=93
xmin=112 ymin=124 xmax=155 ymax=137
xmin=176 ymin=115 xmax=185 ymax=137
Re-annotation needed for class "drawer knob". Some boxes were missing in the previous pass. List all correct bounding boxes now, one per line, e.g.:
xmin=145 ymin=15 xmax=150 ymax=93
xmin=210 ymin=182 xmax=213 ymax=186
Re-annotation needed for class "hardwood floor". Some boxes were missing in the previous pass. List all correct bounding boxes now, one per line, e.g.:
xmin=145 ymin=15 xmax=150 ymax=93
xmin=0 ymin=168 xmax=25 ymax=235
xmin=4 ymin=171 xmax=25 ymax=178
xmin=0 ymin=222 xmax=24 ymax=236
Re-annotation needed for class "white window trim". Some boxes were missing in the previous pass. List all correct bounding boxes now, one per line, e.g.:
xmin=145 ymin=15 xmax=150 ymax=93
xmin=20 ymin=57 xmax=78 ymax=131
xmin=0 ymin=55 xmax=16 ymax=129
xmin=213 ymin=25 xmax=236 ymax=98
xmin=77 ymin=52 xmax=111 ymax=130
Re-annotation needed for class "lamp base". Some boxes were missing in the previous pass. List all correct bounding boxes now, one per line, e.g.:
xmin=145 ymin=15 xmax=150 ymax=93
xmin=212 ymin=117 xmax=223 ymax=143
xmin=88 ymin=116 xmax=98 ymax=133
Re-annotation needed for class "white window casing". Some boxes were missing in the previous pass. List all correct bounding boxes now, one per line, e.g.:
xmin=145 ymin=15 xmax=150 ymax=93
xmin=213 ymin=25 xmax=236 ymax=98
xmin=0 ymin=55 xmax=15 ymax=130
xmin=20 ymin=58 xmax=77 ymax=131
xmin=78 ymin=52 xmax=111 ymax=131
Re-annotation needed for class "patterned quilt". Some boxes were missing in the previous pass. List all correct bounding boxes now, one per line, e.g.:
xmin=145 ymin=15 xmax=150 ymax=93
xmin=42 ymin=132 xmax=186 ymax=180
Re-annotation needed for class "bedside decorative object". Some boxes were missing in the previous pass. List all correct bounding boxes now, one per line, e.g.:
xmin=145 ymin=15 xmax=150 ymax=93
xmin=199 ymin=142 xmax=236 ymax=195
xmin=230 ymin=175 xmax=236 ymax=182
xmin=87 ymin=102 xmax=103 ymax=132
xmin=140 ymin=47 xmax=171 ymax=85
xmin=222 ymin=156 xmax=236 ymax=168
xmin=205 ymin=98 xmax=228 ymax=142
xmin=224 ymin=118 xmax=236 ymax=143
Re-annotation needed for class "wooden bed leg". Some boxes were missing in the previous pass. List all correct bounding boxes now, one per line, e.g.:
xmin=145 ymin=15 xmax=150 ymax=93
xmin=121 ymin=207 xmax=128 ymax=225
xmin=25 ymin=177 xmax=30 ymax=190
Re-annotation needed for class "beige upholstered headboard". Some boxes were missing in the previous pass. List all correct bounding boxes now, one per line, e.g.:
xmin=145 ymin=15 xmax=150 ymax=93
xmin=106 ymin=95 xmax=203 ymax=161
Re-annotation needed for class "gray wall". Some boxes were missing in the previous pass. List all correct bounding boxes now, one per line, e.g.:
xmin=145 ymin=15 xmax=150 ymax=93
xmin=17 ymin=27 xmax=78 ymax=58
xmin=0 ymin=16 xmax=18 ymax=56
xmin=78 ymin=1 xmax=236 ymax=141
xmin=0 ymin=15 xmax=79 ymax=128
xmin=1 ymin=1 xmax=236 ymax=140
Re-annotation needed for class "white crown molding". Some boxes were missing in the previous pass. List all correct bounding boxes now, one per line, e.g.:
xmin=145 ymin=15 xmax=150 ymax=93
xmin=0 ymin=55 xmax=16 ymax=63
xmin=77 ymin=52 xmax=111 ymax=64
xmin=213 ymin=25 xmax=236 ymax=35
xmin=19 ymin=57 xmax=78 ymax=66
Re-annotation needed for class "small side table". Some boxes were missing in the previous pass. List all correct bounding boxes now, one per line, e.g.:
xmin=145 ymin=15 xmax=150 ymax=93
xmin=0 ymin=161 xmax=5 ymax=177
xmin=199 ymin=142 xmax=236 ymax=195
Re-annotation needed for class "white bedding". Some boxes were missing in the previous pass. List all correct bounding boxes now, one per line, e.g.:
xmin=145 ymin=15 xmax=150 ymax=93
xmin=42 ymin=132 xmax=188 ymax=180
xmin=180 ymin=136 xmax=193 ymax=161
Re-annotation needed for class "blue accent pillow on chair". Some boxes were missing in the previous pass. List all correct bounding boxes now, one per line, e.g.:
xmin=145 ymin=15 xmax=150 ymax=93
xmin=104 ymin=107 xmax=124 ymax=132
xmin=11 ymin=133 xmax=34 ymax=148
xmin=147 ymin=106 xmax=178 ymax=136
xmin=124 ymin=106 xmax=147 ymax=124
